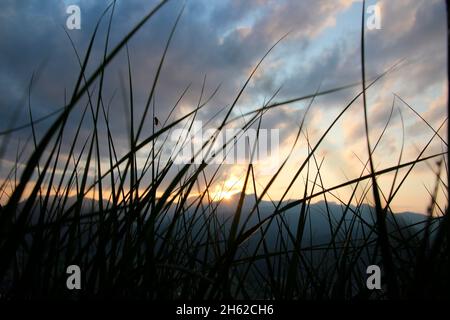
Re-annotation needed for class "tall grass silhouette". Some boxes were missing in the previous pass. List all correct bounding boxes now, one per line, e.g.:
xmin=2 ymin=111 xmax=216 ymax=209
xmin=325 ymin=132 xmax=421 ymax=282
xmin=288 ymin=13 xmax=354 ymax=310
xmin=0 ymin=0 xmax=448 ymax=300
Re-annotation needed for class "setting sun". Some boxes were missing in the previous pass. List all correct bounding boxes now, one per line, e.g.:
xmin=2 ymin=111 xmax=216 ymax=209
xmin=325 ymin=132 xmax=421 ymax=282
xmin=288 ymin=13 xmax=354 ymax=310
xmin=209 ymin=175 xmax=244 ymax=201
xmin=211 ymin=190 xmax=234 ymax=201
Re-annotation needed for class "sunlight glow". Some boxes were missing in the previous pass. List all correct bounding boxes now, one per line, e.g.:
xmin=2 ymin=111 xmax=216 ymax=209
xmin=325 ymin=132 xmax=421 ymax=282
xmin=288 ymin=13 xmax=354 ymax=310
xmin=209 ymin=175 xmax=244 ymax=202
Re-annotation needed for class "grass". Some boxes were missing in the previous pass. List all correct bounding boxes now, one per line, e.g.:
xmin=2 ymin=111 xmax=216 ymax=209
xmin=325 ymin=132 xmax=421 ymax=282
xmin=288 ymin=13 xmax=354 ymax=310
xmin=0 ymin=0 xmax=448 ymax=300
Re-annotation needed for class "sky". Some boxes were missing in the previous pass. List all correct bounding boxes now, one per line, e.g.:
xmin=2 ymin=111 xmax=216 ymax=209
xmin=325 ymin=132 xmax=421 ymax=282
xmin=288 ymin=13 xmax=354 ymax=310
xmin=0 ymin=0 xmax=447 ymax=214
